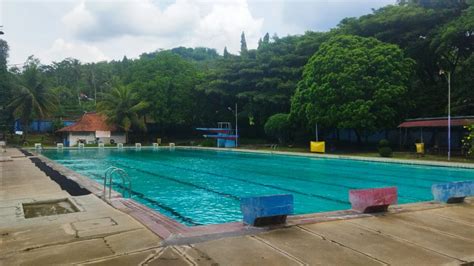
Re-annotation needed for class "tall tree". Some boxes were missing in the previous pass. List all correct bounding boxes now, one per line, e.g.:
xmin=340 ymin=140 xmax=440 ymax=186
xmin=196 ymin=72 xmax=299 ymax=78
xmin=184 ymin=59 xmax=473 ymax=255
xmin=0 ymin=39 xmax=12 ymax=137
xmin=337 ymin=0 xmax=472 ymax=117
xmin=263 ymin=32 xmax=270 ymax=44
xmin=128 ymin=52 xmax=199 ymax=132
xmin=98 ymin=85 xmax=148 ymax=142
xmin=9 ymin=57 xmax=56 ymax=138
xmin=223 ymin=47 xmax=230 ymax=58
xmin=291 ymin=35 xmax=414 ymax=142
xmin=240 ymin=31 xmax=248 ymax=55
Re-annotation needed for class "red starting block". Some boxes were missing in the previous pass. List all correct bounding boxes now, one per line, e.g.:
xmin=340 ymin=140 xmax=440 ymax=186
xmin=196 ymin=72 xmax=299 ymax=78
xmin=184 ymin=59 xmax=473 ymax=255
xmin=349 ymin=187 xmax=397 ymax=213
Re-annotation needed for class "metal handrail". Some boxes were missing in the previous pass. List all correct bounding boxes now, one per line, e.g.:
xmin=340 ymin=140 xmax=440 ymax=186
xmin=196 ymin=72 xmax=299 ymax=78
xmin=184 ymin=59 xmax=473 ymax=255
xmin=103 ymin=166 xmax=118 ymax=198
xmin=103 ymin=167 xmax=132 ymax=199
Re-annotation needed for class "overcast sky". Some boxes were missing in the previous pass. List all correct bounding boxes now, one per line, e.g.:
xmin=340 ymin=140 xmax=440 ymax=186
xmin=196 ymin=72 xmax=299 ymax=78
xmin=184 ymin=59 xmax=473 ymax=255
xmin=0 ymin=0 xmax=395 ymax=65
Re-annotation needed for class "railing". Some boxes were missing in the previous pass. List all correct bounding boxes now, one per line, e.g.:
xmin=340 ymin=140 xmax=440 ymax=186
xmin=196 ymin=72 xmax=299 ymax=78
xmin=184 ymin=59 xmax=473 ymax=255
xmin=103 ymin=166 xmax=132 ymax=199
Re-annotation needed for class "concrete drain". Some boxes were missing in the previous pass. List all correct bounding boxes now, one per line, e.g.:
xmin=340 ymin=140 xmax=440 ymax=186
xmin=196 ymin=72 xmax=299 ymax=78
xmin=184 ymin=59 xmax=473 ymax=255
xmin=22 ymin=199 xmax=79 ymax=218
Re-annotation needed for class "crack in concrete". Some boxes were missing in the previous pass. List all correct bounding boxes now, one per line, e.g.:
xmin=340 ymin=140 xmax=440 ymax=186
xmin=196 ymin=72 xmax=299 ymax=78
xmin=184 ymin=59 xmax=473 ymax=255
xmin=347 ymin=221 xmax=468 ymax=264
xmin=251 ymin=235 xmax=307 ymax=266
xmin=10 ymin=227 xmax=145 ymax=255
xmin=296 ymin=226 xmax=389 ymax=265
xmin=140 ymin=247 xmax=166 ymax=265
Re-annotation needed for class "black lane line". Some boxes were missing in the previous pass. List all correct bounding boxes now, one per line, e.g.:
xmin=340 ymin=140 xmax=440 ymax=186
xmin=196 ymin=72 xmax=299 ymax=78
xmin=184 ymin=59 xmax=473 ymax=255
xmin=119 ymin=157 xmax=349 ymax=205
xmin=114 ymin=183 xmax=201 ymax=226
xmin=113 ymin=161 xmax=241 ymax=201
xmin=210 ymin=163 xmax=425 ymax=202
xmin=172 ymin=149 xmax=453 ymax=185
xmin=89 ymin=172 xmax=200 ymax=226
xmin=172 ymin=149 xmax=464 ymax=184
xmin=157 ymin=151 xmax=426 ymax=201
xmin=30 ymin=157 xmax=91 ymax=196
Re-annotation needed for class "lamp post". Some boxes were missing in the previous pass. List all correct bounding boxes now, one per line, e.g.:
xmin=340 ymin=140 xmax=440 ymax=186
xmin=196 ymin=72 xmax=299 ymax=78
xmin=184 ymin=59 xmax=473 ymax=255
xmin=440 ymin=69 xmax=451 ymax=161
xmin=228 ymin=103 xmax=238 ymax=147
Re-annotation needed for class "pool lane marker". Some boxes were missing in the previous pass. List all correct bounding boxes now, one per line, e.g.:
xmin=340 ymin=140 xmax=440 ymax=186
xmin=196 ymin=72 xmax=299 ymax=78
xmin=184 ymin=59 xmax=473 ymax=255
xmin=113 ymin=161 xmax=241 ymax=200
xmin=124 ymin=158 xmax=350 ymax=205
xmin=167 ymin=149 xmax=434 ymax=192
xmin=173 ymin=149 xmax=462 ymax=184
xmin=90 ymin=172 xmax=201 ymax=226
xmin=219 ymin=162 xmax=424 ymax=201
xmin=116 ymin=183 xmax=201 ymax=226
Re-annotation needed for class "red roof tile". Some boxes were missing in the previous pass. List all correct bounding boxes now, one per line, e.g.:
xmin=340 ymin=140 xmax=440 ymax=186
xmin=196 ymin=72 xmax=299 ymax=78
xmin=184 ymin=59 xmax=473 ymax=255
xmin=398 ymin=117 xmax=474 ymax=128
xmin=57 ymin=113 xmax=117 ymax=132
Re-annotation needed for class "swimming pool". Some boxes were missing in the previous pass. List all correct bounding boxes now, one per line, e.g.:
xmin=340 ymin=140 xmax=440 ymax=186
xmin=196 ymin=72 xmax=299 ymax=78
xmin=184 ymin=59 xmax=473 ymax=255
xmin=41 ymin=148 xmax=474 ymax=226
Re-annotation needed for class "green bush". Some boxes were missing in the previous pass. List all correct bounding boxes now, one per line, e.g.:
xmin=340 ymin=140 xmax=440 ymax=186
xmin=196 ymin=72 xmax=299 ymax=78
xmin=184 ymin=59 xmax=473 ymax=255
xmin=200 ymin=138 xmax=215 ymax=147
xmin=379 ymin=146 xmax=393 ymax=157
xmin=378 ymin=139 xmax=390 ymax=148
xmin=462 ymin=125 xmax=474 ymax=156
xmin=264 ymin=113 xmax=290 ymax=144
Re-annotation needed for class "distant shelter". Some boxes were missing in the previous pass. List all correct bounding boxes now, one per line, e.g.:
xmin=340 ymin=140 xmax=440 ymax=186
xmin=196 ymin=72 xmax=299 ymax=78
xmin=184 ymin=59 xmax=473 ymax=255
xmin=57 ymin=112 xmax=125 ymax=146
xmin=398 ymin=116 xmax=474 ymax=154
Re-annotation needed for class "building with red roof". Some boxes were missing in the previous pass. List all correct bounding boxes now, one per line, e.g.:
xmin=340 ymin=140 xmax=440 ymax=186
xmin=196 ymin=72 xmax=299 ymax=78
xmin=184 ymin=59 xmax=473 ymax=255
xmin=57 ymin=112 xmax=125 ymax=146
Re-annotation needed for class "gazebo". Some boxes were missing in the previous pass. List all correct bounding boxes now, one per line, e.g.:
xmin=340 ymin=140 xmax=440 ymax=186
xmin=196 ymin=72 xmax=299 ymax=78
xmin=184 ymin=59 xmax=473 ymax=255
xmin=398 ymin=116 xmax=474 ymax=154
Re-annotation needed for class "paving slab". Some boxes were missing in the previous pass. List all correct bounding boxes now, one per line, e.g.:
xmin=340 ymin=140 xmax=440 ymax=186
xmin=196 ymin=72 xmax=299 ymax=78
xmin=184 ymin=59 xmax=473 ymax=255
xmin=0 ymin=222 xmax=77 ymax=256
xmin=301 ymin=220 xmax=457 ymax=265
xmin=104 ymin=228 xmax=161 ymax=254
xmin=77 ymin=249 xmax=160 ymax=265
xmin=257 ymin=227 xmax=383 ymax=265
xmin=1 ymin=238 xmax=114 ymax=265
xmin=193 ymin=235 xmax=302 ymax=266
xmin=349 ymin=215 xmax=474 ymax=262
xmin=388 ymin=209 xmax=474 ymax=240
xmin=427 ymin=205 xmax=474 ymax=224
xmin=148 ymin=246 xmax=195 ymax=266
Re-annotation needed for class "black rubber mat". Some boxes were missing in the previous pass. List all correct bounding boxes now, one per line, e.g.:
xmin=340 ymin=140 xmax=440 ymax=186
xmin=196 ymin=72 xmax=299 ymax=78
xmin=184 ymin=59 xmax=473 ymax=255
xmin=19 ymin=149 xmax=34 ymax=156
xmin=29 ymin=157 xmax=91 ymax=196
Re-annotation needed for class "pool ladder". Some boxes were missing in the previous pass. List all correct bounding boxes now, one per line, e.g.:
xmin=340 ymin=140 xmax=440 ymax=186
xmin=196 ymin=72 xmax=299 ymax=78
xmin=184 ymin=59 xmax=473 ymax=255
xmin=103 ymin=166 xmax=132 ymax=199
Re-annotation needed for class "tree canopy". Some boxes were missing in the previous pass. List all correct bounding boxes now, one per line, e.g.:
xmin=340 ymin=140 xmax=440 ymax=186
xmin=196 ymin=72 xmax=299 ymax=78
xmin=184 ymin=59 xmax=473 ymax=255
xmin=291 ymin=35 xmax=414 ymax=140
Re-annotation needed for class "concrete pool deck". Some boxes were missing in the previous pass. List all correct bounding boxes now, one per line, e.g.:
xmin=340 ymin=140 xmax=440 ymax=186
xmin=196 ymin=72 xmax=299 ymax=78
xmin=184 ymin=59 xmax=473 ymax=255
xmin=1 ymin=147 xmax=473 ymax=265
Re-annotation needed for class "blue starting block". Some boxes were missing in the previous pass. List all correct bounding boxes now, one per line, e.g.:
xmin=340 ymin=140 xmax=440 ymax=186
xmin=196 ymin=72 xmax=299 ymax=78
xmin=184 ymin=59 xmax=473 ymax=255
xmin=432 ymin=181 xmax=474 ymax=203
xmin=240 ymin=194 xmax=294 ymax=226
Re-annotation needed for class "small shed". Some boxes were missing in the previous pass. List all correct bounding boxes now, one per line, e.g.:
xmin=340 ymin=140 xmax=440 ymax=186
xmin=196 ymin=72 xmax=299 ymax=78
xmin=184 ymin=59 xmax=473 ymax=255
xmin=398 ymin=116 xmax=474 ymax=152
xmin=57 ymin=112 xmax=125 ymax=146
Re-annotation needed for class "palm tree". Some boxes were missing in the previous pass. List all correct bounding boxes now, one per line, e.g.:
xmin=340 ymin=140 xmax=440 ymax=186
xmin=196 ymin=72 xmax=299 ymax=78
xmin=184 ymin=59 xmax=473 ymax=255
xmin=98 ymin=85 xmax=148 ymax=143
xmin=9 ymin=58 xmax=55 ymax=139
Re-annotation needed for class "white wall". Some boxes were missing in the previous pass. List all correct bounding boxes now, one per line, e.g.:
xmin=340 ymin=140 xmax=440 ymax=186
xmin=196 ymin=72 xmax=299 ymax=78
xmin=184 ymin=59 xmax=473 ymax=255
xmin=67 ymin=132 xmax=126 ymax=146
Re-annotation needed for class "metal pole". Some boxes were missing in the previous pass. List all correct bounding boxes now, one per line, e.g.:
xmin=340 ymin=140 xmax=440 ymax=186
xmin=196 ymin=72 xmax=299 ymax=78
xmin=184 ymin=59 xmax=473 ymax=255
xmin=315 ymin=123 xmax=319 ymax=142
xmin=448 ymin=72 xmax=451 ymax=161
xmin=235 ymin=103 xmax=238 ymax=147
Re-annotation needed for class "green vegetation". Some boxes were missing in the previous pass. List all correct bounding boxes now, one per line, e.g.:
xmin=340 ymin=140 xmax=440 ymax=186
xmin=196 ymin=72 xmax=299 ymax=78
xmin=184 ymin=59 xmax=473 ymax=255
xmin=291 ymin=35 xmax=413 ymax=141
xmin=0 ymin=0 xmax=473 ymax=150
xmin=98 ymin=85 xmax=148 ymax=142
xmin=462 ymin=125 xmax=474 ymax=156
xmin=378 ymin=139 xmax=393 ymax=157
xmin=264 ymin=113 xmax=291 ymax=144
xmin=8 ymin=57 xmax=56 ymax=139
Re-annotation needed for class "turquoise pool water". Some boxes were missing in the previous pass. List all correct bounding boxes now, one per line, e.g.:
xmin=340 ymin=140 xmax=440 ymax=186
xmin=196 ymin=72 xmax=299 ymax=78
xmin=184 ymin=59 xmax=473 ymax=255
xmin=41 ymin=148 xmax=474 ymax=226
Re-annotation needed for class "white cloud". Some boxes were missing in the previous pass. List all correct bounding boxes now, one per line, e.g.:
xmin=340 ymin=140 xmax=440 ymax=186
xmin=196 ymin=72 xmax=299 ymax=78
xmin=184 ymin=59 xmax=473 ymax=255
xmin=40 ymin=38 xmax=108 ymax=63
xmin=61 ymin=0 xmax=263 ymax=58
xmin=191 ymin=0 xmax=263 ymax=53
xmin=4 ymin=0 xmax=395 ymax=64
